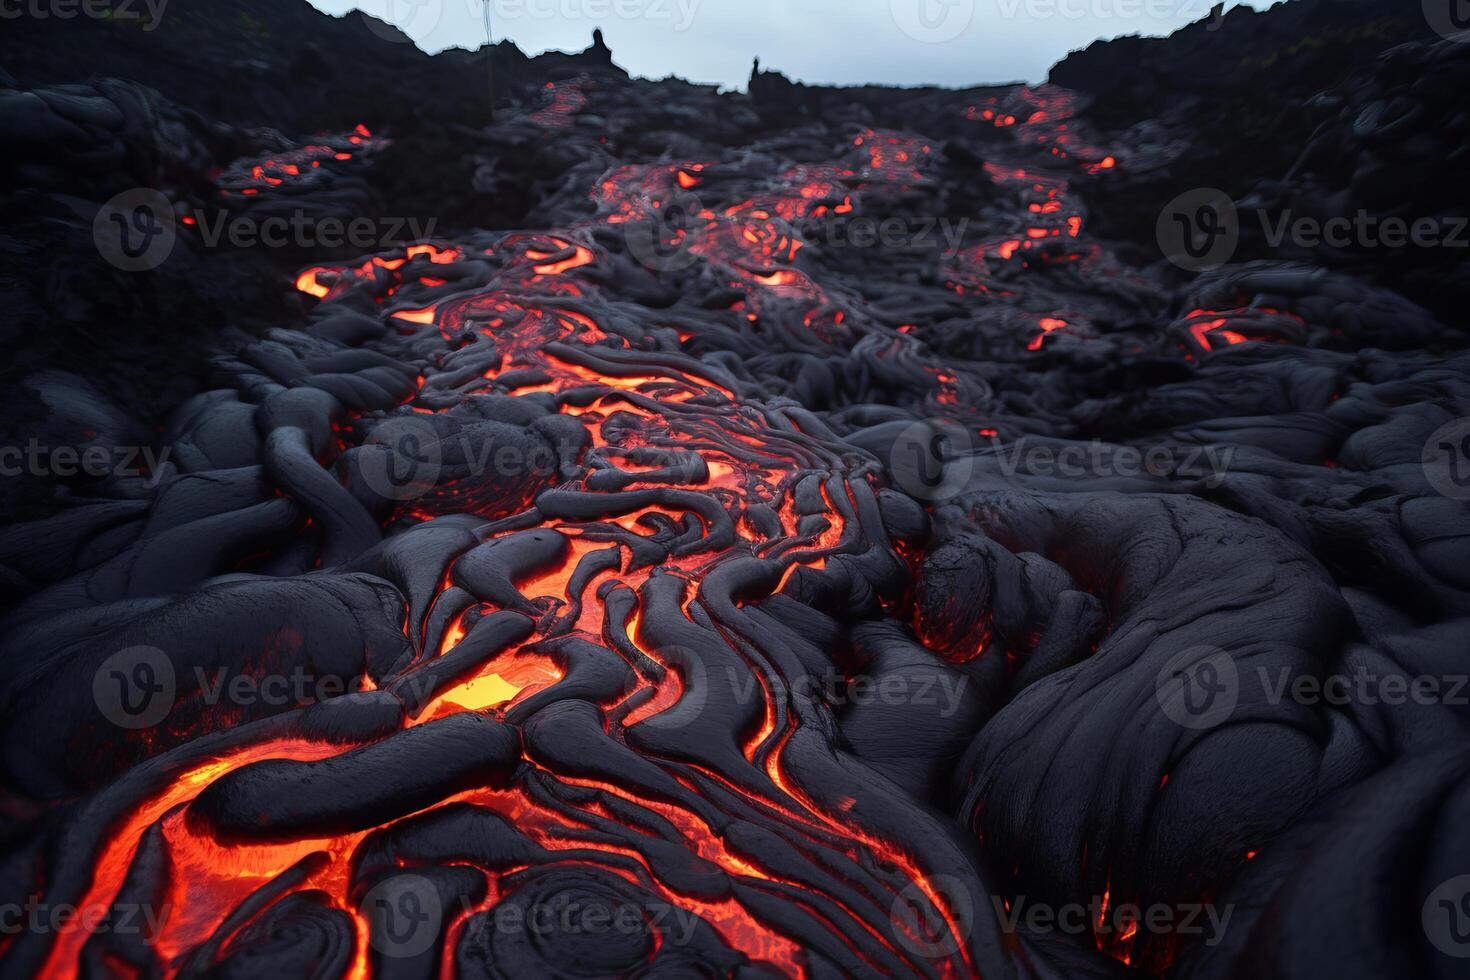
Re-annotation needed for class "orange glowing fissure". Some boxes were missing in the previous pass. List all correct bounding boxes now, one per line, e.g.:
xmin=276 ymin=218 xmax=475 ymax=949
xmin=944 ymin=86 xmax=1117 ymax=298
xmin=45 ymin=104 xmax=1049 ymax=980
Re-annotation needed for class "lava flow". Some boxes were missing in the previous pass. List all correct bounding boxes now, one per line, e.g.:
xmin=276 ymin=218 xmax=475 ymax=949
xmin=8 ymin=10 xmax=1469 ymax=980
xmin=1 ymin=76 xmax=1256 ymax=980
xmin=33 ymin=106 xmax=997 ymax=980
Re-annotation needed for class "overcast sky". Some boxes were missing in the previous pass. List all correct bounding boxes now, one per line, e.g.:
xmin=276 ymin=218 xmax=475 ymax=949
xmin=310 ymin=0 xmax=1262 ymax=90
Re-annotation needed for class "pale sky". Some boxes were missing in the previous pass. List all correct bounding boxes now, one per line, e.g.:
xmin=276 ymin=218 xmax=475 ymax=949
xmin=311 ymin=0 xmax=1264 ymax=90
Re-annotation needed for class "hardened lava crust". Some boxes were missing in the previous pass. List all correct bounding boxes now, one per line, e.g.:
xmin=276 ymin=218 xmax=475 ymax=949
xmin=1 ymin=1 xmax=1468 ymax=978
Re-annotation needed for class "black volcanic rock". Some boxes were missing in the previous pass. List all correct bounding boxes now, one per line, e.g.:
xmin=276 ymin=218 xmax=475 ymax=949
xmin=1053 ymin=0 xmax=1468 ymax=322
xmin=2 ymin=2 xmax=1469 ymax=979
xmin=1050 ymin=0 xmax=1431 ymax=114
